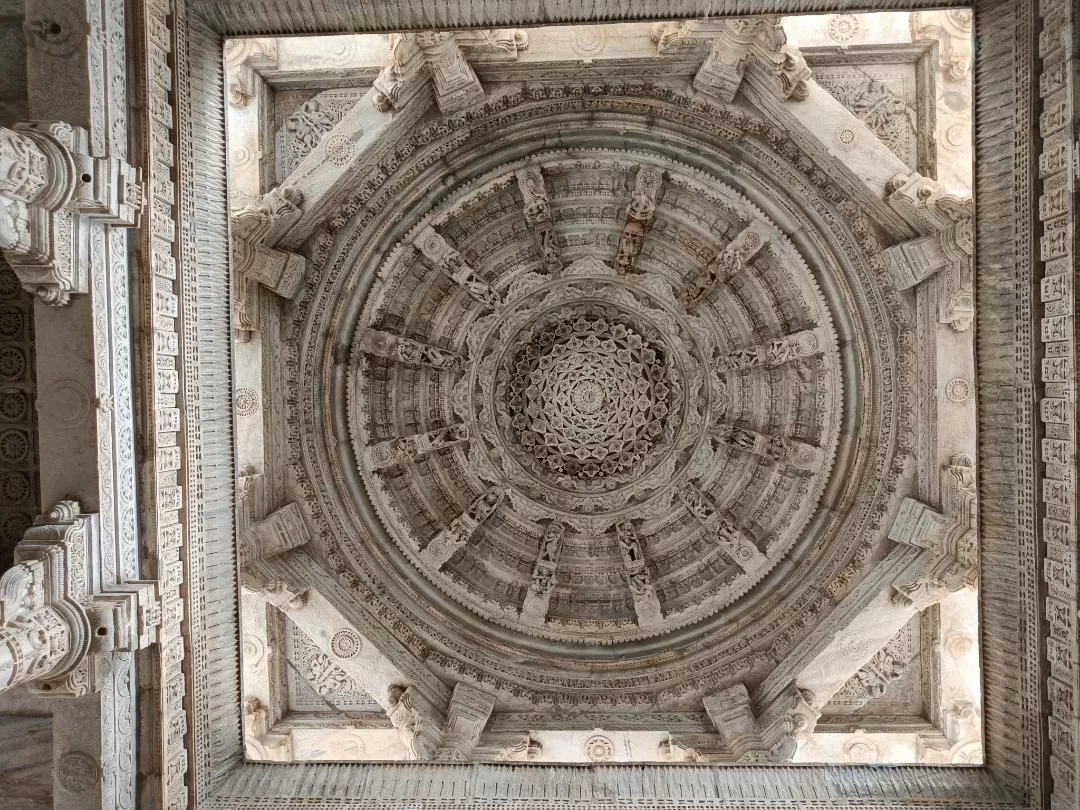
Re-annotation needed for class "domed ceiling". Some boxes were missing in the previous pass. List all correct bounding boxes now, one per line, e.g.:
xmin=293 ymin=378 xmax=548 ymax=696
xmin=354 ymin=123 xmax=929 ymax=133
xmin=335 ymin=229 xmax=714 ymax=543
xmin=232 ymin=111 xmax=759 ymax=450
xmin=288 ymin=82 xmax=911 ymax=709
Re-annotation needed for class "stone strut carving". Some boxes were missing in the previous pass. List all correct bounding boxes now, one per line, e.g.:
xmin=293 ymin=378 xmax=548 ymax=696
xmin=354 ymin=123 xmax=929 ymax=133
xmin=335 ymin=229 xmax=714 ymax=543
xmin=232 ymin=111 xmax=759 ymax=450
xmin=681 ymin=221 xmax=770 ymax=310
xmin=615 ymin=520 xmax=663 ymax=627
xmin=231 ymin=186 xmax=306 ymax=299
xmin=387 ymin=684 xmax=444 ymax=760
xmin=366 ymin=424 xmax=470 ymax=470
xmin=703 ymin=681 xmax=816 ymax=762
xmin=711 ymin=423 xmax=822 ymax=472
xmin=374 ymin=30 xmax=528 ymax=115
xmin=0 ymin=123 xmax=142 ymax=304
xmin=520 ymin=521 xmax=564 ymax=625
xmin=358 ymin=329 xmax=463 ymax=370
xmin=882 ymin=173 xmax=973 ymax=330
xmin=437 ymin=682 xmax=497 ymax=761
xmin=224 ymin=39 xmax=277 ymax=107
xmin=0 ymin=501 xmax=159 ymax=696
xmin=413 ymin=226 xmax=503 ymax=309
xmin=679 ymin=486 xmax=767 ymax=573
xmin=715 ymin=327 xmax=827 ymax=372
xmin=422 ymin=487 xmax=507 ymax=569
xmin=515 ymin=167 xmax=561 ymax=274
xmin=690 ymin=17 xmax=812 ymax=104
xmin=613 ymin=166 xmax=663 ymax=275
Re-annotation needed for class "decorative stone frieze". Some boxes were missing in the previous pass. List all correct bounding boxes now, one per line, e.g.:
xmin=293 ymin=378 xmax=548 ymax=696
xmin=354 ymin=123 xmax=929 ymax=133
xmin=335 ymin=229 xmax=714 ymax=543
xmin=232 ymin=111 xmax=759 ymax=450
xmin=373 ymin=30 xmax=528 ymax=115
xmin=357 ymin=329 xmax=463 ymax=370
xmin=681 ymin=221 xmax=771 ymax=309
xmin=0 ymin=501 xmax=159 ymax=696
xmin=421 ymin=486 xmax=506 ymax=568
xmin=515 ymin=166 xmax=561 ymax=274
xmin=413 ymin=225 xmax=503 ymax=309
xmin=231 ymin=186 xmax=306 ymax=299
xmin=386 ymin=684 xmax=445 ymax=760
xmin=437 ymin=682 xmax=497 ymax=761
xmin=365 ymin=424 xmax=470 ymax=470
xmin=613 ymin=165 xmax=663 ymax=275
xmin=225 ymin=39 xmax=277 ymax=107
xmin=520 ymin=521 xmax=564 ymax=625
xmin=690 ymin=17 xmax=812 ymax=104
xmin=0 ymin=123 xmax=142 ymax=304
xmin=882 ymin=172 xmax=973 ymax=330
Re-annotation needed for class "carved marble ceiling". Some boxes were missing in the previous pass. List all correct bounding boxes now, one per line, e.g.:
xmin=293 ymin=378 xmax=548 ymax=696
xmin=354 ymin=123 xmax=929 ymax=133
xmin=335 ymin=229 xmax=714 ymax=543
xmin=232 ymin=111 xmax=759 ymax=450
xmin=228 ymin=11 xmax=979 ymax=765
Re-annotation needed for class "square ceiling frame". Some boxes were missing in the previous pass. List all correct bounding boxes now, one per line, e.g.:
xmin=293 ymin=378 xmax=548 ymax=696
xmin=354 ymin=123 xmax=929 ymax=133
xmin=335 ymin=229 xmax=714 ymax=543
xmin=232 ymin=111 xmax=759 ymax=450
xmin=160 ymin=0 xmax=1061 ymax=807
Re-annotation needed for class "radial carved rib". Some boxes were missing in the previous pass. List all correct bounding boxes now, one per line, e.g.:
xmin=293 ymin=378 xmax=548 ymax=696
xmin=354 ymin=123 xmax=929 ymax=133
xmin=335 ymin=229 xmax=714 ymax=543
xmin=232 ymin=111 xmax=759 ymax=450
xmin=615 ymin=520 xmax=664 ymax=628
xmin=679 ymin=486 xmax=767 ymax=573
xmin=413 ymin=225 xmax=504 ymax=309
xmin=358 ymin=329 xmax=462 ymax=370
xmin=680 ymin=221 xmax=770 ymax=310
xmin=710 ymin=423 xmax=822 ymax=472
xmin=715 ymin=326 xmax=827 ymax=372
xmin=520 ymin=521 xmax=564 ymax=626
xmin=422 ymin=487 xmax=507 ymax=569
xmin=613 ymin=166 xmax=663 ymax=275
xmin=366 ymin=424 xmax=470 ymax=470
xmin=515 ymin=167 xmax=561 ymax=274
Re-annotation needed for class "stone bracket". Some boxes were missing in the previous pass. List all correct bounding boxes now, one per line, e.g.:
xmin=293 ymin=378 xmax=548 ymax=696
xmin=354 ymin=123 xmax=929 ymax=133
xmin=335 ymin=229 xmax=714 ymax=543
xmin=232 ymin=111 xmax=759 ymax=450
xmin=414 ymin=226 xmax=503 ymax=309
xmin=704 ymin=681 xmax=817 ymax=762
xmin=1 ymin=122 xmax=143 ymax=304
xmin=239 ymin=502 xmax=311 ymax=567
xmin=365 ymin=424 xmax=470 ymax=470
xmin=437 ymin=682 xmax=497 ymax=761
xmin=358 ymin=328 xmax=463 ymax=370
xmin=615 ymin=520 xmax=663 ymax=627
xmin=714 ymin=327 xmax=827 ymax=372
xmin=388 ymin=684 xmax=447 ymax=760
xmin=689 ymin=17 xmax=811 ymax=105
xmin=231 ymin=186 xmax=306 ymax=299
xmin=515 ymin=166 xmax=561 ymax=274
xmin=710 ymin=423 xmax=822 ymax=472
xmin=679 ymin=486 xmax=767 ymax=573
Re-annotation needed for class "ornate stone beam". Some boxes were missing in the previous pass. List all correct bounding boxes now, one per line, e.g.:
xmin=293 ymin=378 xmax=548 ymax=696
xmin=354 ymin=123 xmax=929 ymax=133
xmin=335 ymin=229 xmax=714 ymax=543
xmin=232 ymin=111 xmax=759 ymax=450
xmin=710 ymin=423 xmax=822 ymax=473
xmin=687 ymin=17 xmax=811 ymax=104
xmin=413 ymin=225 xmax=503 ymax=309
xmin=715 ymin=327 xmax=827 ymax=372
xmin=374 ymin=30 xmax=527 ymax=115
xmin=882 ymin=173 xmax=974 ymax=331
xmin=520 ymin=521 xmax=564 ymax=626
xmin=1 ymin=123 xmax=142 ymax=304
xmin=703 ymin=681 xmax=817 ymax=762
xmin=231 ymin=186 xmax=306 ymax=299
xmin=613 ymin=166 xmax=663 ymax=275
xmin=421 ymin=487 xmax=507 ymax=569
xmin=358 ymin=329 xmax=463 ymax=370
xmin=615 ymin=520 xmax=663 ymax=628
xmin=0 ymin=502 xmax=159 ymax=696
xmin=436 ymin=682 xmax=497 ymax=761
xmin=755 ymin=458 xmax=978 ymax=727
xmin=678 ymin=486 xmax=767 ymax=573
xmin=515 ymin=166 xmax=561 ymax=274
xmin=365 ymin=424 xmax=470 ymax=470
xmin=680 ymin=221 xmax=770 ymax=310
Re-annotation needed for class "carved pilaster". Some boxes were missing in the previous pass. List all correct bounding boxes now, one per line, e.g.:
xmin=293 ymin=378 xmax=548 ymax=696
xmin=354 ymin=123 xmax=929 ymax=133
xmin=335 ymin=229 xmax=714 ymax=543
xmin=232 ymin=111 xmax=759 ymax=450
xmin=1 ymin=123 xmax=142 ymax=304
xmin=679 ymin=486 xmax=767 ymax=573
xmin=437 ymin=682 xmax=497 ymax=761
xmin=358 ymin=329 xmax=463 ymax=370
xmin=710 ymin=423 xmax=823 ymax=472
xmin=365 ymin=424 xmax=470 ymax=470
xmin=387 ymin=684 xmax=444 ymax=761
xmin=515 ymin=167 xmax=561 ymax=274
xmin=231 ymin=186 xmax=306 ymax=299
xmin=422 ymin=487 xmax=506 ymax=569
xmin=243 ymin=697 xmax=291 ymax=761
xmin=520 ymin=521 xmax=564 ymax=626
xmin=615 ymin=520 xmax=663 ymax=628
xmin=225 ymin=39 xmax=277 ymax=107
xmin=613 ymin=166 xmax=662 ymax=275
xmin=714 ymin=327 xmax=827 ymax=372
xmin=882 ymin=173 xmax=973 ymax=331
xmin=692 ymin=17 xmax=811 ymax=104
xmin=413 ymin=226 xmax=503 ymax=309
xmin=681 ymin=221 xmax=770 ymax=310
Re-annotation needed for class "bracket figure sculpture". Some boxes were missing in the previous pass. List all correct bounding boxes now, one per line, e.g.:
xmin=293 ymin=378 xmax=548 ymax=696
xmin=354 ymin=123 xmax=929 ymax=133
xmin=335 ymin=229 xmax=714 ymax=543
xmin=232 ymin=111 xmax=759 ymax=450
xmin=714 ymin=327 xmax=827 ymax=372
xmin=679 ymin=486 xmax=767 ymax=573
xmin=0 ymin=123 xmax=142 ymax=304
xmin=422 ymin=487 xmax=507 ymax=569
xmin=516 ymin=166 xmax=561 ymax=274
xmin=0 ymin=501 xmax=159 ymax=696
xmin=365 ymin=424 xmax=470 ymax=470
xmin=520 ymin=521 xmax=564 ymax=625
xmin=882 ymin=173 xmax=974 ymax=331
xmin=681 ymin=221 xmax=771 ymax=310
xmin=414 ymin=226 xmax=504 ymax=310
xmin=613 ymin=166 xmax=663 ymax=275
xmin=615 ymin=520 xmax=664 ymax=627
xmin=710 ymin=423 xmax=823 ymax=473
xmin=358 ymin=329 xmax=463 ymax=370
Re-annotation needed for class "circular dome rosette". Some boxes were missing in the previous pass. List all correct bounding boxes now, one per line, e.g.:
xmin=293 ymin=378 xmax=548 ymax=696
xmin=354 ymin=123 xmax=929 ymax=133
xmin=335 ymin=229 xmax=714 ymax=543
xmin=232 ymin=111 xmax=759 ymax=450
xmin=348 ymin=153 xmax=843 ymax=645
